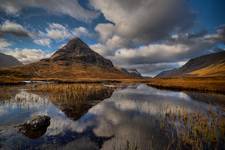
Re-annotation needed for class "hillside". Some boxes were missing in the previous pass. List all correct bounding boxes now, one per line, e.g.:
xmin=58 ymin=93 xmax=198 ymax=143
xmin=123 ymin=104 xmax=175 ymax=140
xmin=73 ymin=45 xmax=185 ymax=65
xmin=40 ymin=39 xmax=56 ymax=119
xmin=0 ymin=38 xmax=133 ymax=82
xmin=157 ymin=51 xmax=225 ymax=78
xmin=119 ymin=68 xmax=142 ymax=77
xmin=0 ymin=53 xmax=22 ymax=68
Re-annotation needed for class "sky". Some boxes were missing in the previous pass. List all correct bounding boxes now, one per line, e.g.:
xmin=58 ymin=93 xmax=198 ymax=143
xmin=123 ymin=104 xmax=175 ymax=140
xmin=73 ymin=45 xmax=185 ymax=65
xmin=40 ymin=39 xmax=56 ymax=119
xmin=0 ymin=0 xmax=224 ymax=76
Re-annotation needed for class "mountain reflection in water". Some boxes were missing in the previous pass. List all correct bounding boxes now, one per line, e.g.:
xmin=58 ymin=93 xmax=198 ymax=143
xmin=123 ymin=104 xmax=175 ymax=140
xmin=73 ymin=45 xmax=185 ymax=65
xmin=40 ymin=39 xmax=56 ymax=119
xmin=0 ymin=84 xmax=224 ymax=149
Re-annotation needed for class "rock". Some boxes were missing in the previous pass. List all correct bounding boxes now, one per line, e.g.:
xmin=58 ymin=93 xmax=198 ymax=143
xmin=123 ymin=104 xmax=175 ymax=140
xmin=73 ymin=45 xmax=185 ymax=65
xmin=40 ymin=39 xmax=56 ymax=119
xmin=24 ymin=115 xmax=51 ymax=130
xmin=17 ymin=115 xmax=50 ymax=139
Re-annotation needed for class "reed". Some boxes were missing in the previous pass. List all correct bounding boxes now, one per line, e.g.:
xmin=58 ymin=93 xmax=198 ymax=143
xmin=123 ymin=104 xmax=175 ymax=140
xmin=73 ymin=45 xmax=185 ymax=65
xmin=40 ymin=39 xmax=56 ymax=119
xmin=29 ymin=83 xmax=114 ymax=102
xmin=161 ymin=107 xmax=225 ymax=149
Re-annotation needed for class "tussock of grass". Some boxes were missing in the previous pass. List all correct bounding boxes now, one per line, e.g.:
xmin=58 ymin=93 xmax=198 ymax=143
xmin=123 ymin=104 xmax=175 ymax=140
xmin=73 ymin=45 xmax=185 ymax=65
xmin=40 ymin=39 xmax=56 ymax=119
xmin=28 ymin=84 xmax=115 ymax=119
xmin=29 ymin=83 xmax=113 ymax=102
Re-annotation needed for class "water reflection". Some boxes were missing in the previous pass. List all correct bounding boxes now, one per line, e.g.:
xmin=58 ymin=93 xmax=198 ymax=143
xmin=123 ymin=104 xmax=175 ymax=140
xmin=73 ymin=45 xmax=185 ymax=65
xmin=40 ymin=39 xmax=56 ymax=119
xmin=0 ymin=84 xmax=224 ymax=149
xmin=75 ymin=84 xmax=225 ymax=149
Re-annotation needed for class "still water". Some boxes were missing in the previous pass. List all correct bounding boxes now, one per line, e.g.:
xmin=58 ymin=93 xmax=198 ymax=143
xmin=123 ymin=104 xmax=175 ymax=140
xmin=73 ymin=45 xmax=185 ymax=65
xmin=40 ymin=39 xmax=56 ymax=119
xmin=0 ymin=84 xmax=224 ymax=150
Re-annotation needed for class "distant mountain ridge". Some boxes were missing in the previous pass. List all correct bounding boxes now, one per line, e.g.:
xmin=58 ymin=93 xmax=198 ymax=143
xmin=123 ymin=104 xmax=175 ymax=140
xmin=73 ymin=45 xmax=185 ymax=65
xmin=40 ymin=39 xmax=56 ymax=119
xmin=0 ymin=53 xmax=22 ymax=68
xmin=119 ymin=68 xmax=142 ymax=77
xmin=157 ymin=51 xmax=225 ymax=78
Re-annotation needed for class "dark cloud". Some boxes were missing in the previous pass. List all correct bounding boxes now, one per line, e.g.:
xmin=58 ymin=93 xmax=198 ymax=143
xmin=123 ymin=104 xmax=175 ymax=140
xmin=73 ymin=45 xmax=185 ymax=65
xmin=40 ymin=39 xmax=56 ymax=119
xmin=0 ymin=30 xmax=30 ymax=37
xmin=91 ymin=0 xmax=194 ymax=44
xmin=103 ymin=26 xmax=225 ymax=76
xmin=0 ymin=0 xmax=98 ymax=21
xmin=0 ymin=20 xmax=30 ymax=37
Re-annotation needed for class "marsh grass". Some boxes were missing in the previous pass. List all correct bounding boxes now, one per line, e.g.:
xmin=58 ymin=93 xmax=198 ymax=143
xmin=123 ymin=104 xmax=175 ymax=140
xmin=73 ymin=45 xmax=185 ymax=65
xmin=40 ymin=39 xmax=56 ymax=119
xmin=0 ymin=86 xmax=20 ymax=100
xmin=29 ymin=83 xmax=114 ymax=102
xmin=161 ymin=107 xmax=225 ymax=149
xmin=28 ymin=83 xmax=115 ymax=119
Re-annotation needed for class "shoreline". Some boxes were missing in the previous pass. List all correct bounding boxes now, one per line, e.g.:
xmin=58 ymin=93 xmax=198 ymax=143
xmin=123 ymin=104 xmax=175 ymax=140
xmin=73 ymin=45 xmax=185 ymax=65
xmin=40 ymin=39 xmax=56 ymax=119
xmin=1 ymin=77 xmax=225 ymax=95
xmin=147 ymin=77 xmax=225 ymax=94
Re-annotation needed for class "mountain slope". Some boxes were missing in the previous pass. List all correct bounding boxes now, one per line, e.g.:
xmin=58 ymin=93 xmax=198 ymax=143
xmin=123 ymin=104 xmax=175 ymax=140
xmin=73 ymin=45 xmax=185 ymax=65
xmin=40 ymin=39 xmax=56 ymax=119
xmin=45 ymin=38 xmax=113 ymax=68
xmin=157 ymin=51 xmax=225 ymax=78
xmin=119 ymin=68 xmax=142 ymax=77
xmin=0 ymin=53 xmax=22 ymax=68
xmin=0 ymin=38 xmax=133 ymax=81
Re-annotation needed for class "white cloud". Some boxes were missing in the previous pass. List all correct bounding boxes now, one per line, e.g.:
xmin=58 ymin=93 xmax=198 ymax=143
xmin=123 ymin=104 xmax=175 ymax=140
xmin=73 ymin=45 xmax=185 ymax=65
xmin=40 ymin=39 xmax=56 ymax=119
xmin=73 ymin=26 xmax=91 ymax=37
xmin=90 ymin=43 xmax=108 ymax=56
xmin=0 ymin=20 xmax=30 ymax=37
xmin=95 ymin=23 xmax=115 ymax=42
xmin=203 ymin=26 xmax=225 ymax=42
xmin=33 ymin=38 xmax=51 ymax=47
xmin=35 ymin=24 xmax=92 ymax=47
xmin=114 ymin=43 xmax=190 ymax=65
xmin=4 ymin=48 xmax=51 ymax=64
xmin=0 ymin=0 xmax=98 ymax=21
xmin=94 ymin=23 xmax=131 ymax=55
xmin=0 ymin=38 xmax=11 ymax=48
xmin=44 ymin=23 xmax=70 ymax=40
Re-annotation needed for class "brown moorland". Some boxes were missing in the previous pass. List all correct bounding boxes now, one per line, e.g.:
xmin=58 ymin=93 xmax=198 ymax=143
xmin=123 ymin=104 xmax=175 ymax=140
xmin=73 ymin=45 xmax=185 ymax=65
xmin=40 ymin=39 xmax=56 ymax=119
xmin=148 ymin=77 xmax=225 ymax=94
xmin=0 ymin=38 xmax=138 ymax=84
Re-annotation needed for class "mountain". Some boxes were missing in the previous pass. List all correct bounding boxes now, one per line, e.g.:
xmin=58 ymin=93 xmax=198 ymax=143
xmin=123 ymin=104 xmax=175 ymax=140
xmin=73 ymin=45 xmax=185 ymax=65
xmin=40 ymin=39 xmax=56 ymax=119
xmin=0 ymin=38 xmax=133 ymax=80
xmin=119 ymin=68 xmax=142 ymax=77
xmin=157 ymin=51 xmax=225 ymax=78
xmin=43 ymin=38 xmax=113 ymax=68
xmin=0 ymin=53 xmax=22 ymax=68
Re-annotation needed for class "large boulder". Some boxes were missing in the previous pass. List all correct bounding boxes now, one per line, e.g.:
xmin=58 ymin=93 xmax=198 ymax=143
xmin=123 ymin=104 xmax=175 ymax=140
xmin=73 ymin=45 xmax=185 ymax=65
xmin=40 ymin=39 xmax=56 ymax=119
xmin=18 ymin=115 xmax=51 ymax=139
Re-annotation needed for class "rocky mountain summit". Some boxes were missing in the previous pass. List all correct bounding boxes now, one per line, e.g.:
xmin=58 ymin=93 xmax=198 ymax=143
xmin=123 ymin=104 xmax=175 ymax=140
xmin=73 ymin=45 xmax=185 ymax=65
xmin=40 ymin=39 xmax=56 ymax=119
xmin=43 ymin=38 xmax=113 ymax=68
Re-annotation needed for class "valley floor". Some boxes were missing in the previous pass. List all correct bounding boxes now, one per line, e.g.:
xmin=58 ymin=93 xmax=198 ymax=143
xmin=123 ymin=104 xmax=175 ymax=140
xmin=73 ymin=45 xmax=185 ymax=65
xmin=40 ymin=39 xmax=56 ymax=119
xmin=1 ymin=76 xmax=225 ymax=94
xmin=147 ymin=77 xmax=225 ymax=94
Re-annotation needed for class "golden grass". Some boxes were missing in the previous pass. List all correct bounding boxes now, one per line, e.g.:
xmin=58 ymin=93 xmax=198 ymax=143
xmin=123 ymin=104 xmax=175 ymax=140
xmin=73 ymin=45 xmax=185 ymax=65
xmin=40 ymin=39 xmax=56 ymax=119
xmin=28 ymin=83 xmax=115 ymax=119
xmin=0 ymin=62 xmax=142 ymax=85
xmin=190 ymin=63 xmax=225 ymax=77
xmin=29 ymin=83 xmax=114 ymax=102
xmin=148 ymin=77 xmax=225 ymax=93
xmin=5 ymin=62 xmax=134 ymax=80
xmin=161 ymin=107 xmax=225 ymax=149
xmin=0 ymin=86 xmax=20 ymax=100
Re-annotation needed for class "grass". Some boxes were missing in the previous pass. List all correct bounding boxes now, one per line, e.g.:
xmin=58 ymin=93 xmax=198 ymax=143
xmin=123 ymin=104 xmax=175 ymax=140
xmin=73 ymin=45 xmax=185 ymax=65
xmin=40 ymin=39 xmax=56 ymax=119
xmin=161 ymin=107 xmax=225 ymax=149
xmin=111 ymin=104 xmax=225 ymax=150
xmin=0 ymin=86 xmax=20 ymax=100
xmin=29 ymin=83 xmax=114 ymax=100
xmin=28 ymin=83 xmax=115 ymax=119
xmin=148 ymin=77 xmax=225 ymax=94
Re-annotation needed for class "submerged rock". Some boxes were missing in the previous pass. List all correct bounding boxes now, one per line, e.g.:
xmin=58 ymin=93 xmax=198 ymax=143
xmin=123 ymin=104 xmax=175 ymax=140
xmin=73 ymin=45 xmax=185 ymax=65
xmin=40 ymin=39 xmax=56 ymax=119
xmin=17 ymin=115 xmax=50 ymax=139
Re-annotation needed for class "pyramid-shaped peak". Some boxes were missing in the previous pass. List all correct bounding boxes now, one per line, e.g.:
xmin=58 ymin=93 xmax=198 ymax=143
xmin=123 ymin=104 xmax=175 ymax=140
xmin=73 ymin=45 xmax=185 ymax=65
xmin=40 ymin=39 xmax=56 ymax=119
xmin=46 ymin=37 xmax=114 ymax=68
xmin=61 ymin=37 xmax=89 ymax=51
xmin=66 ymin=37 xmax=87 ymax=46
